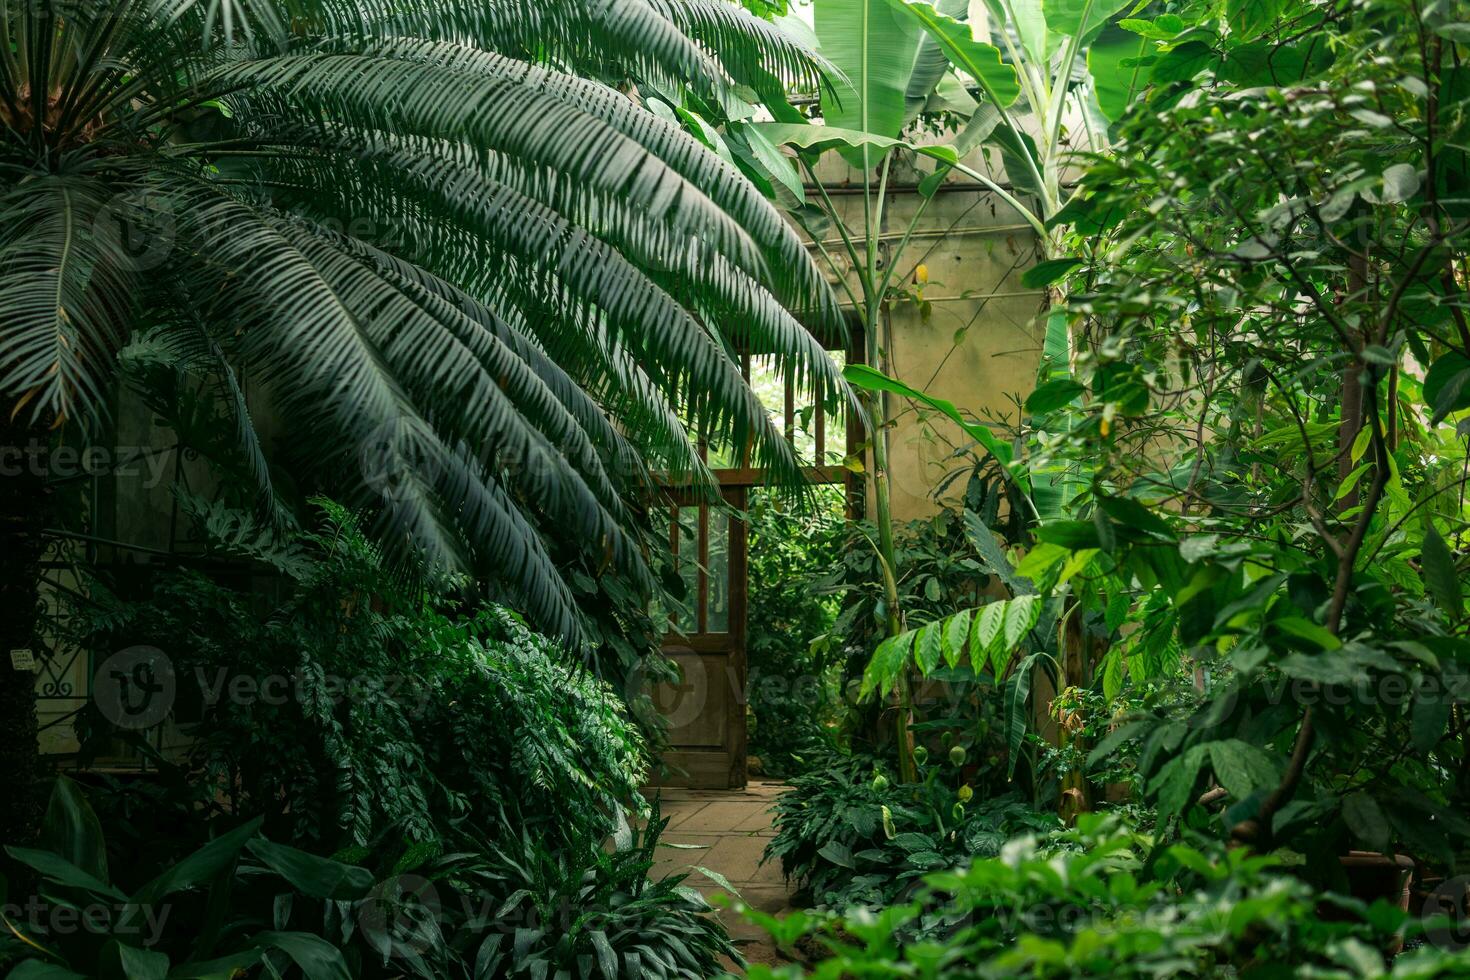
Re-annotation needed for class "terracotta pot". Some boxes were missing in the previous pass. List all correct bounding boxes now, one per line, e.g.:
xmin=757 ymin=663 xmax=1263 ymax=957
xmin=1336 ymin=851 xmax=1415 ymax=955
xmin=1338 ymin=851 xmax=1416 ymax=912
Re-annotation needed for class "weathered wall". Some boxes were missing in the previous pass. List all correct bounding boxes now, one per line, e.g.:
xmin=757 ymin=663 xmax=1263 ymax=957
xmin=804 ymin=148 xmax=1045 ymax=521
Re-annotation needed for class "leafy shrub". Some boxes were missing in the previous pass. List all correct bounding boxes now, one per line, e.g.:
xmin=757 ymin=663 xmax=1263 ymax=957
xmin=0 ymin=778 xmax=354 ymax=980
xmin=746 ymin=815 xmax=1470 ymax=978
xmin=263 ymin=803 xmax=740 ymax=980
xmin=746 ymin=487 xmax=847 ymax=774
xmin=76 ymin=501 xmax=645 ymax=852
xmin=3 ymin=780 xmax=736 ymax=980
xmin=764 ymin=752 xmax=1058 ymax=926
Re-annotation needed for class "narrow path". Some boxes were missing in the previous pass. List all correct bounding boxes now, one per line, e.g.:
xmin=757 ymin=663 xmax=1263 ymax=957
xmin=643 ymin=780 xmax=794 ymax=972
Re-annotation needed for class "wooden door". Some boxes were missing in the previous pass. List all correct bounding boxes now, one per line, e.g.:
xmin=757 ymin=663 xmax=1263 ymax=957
xmin=649 ymin=485 xmax=748 ymax=789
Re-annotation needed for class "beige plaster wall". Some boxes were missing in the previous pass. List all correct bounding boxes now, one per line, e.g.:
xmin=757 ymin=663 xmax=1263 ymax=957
xmin=803 ymin=148 xmax=1046 ymax=521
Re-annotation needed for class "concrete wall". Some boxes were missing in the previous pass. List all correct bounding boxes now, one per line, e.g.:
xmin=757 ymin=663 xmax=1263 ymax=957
xmin=804 ymin=147 xmax=1046 ymax=521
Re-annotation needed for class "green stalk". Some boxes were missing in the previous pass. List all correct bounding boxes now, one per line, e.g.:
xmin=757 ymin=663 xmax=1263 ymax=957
xmin=863 ymin=154 xmax=917 ymax=784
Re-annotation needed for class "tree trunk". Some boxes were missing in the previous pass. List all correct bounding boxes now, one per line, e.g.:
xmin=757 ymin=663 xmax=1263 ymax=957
xmin=0 ymin=418 xmax=49 ymax=847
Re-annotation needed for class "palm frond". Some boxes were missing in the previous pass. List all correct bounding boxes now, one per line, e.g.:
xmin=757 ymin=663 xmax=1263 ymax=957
xmin=0 ymin=179 xmax=134 ymax=429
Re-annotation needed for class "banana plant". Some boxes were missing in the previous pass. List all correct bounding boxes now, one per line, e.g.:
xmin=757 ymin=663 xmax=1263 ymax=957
xmin=745 ymin=0 xmax=1151 ymax=783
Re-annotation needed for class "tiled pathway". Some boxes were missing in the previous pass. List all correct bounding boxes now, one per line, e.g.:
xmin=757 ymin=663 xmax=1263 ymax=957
xmin=642 ymin=780 xmax=794 ymax=971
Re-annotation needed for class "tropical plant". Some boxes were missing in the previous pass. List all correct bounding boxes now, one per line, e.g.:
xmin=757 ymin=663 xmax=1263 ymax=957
xmin=738 ymin=0 xmax=1157 ymax=779
xmin=1020 ymin=0 xmax=1470 ymax=861
xmin=764 ymin=750 xmax=1057 ymax=928
xmin=0 ymin=777 xmax=353 ymax=980
xmin=457 ymin=804 xmax=741 ymax=980
xmin=0 ymin=0 xmax=849 ymax=846
xmin=73 ymin=500 xmax=648 ymax=853
xmin=256 ymin=802 xmax=741 ymax=980
xmin=745 ymin=486 xmax=847 ymax=774
xmin=745 ymin=814 xmax=1470 ymax=977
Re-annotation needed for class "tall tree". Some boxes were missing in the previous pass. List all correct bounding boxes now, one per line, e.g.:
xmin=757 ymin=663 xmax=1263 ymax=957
xmin=0 ymin=0 xmax=847 ymax=845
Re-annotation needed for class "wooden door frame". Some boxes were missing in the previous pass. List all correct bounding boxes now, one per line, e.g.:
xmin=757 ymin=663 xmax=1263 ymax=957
xmin=650 ymin=325 xmax=865 ymax=789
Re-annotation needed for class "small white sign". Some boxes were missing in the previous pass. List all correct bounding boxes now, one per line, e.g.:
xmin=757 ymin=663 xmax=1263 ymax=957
xmin=9 ymin=649 xmax=36 ymax=671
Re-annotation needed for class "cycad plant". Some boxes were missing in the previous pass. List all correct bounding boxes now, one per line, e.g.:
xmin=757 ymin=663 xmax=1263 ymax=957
xmin=0 ymin=0 xmax=847 ymax=845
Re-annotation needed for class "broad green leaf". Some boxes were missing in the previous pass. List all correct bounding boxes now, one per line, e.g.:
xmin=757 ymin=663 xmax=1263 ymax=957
xmin=254 ymin=933 xmax=350 ymax=980
xmin=1342 ymin=793 xmax=1391 ymax=852
xmin=1056 ymin=548 xmax=1098 ymax=586
xmin=129 ymin=818 xmax=262 ymax=908
xmin=843 ymin=363 xmax=1017 ymax=470
xmin=914 ymin=621 xmax=944 ymax=673
xmin=989 ymin=123 xmax=1047 ymax=210
xmin=1101 ymin=647 xmax=1125 ymax=699
xmin=751 ymin=122 xmax=958 ymax=164
xmin=964 ymin=510 xmax=1035 ymax=594
xmin=884 ymin=0 xmax=1022 ymax=108
xmin=6 ymin=847 xmax=127 ymax=901
xmin=246 ymin=839 xmax=375 ymax=901
xmin=589 ymin=931 xmax=618 ymax=980
xmin=1151 ymin=744 xmax=1209 ymax=819
xmin=734 ymin=122 xmax=804 ymax=200
xmin=817 ymin=841 xmax=855 ymax=868
xmin=1271 ymin=617 xmax=1342 ymax=650
xmin=102 ymin=942 xmax=170 ymax=980
xmin=1024 ymin=378 xmax=1084 ymax=414
xmin=1151 ymin=40 xmax=1216 ymax=83
xmin=1003 ymin=594 xmax=1042 ymax=652
xmin=1412 ymin=687 xmax=1452 ymax=754
xmin=42 ymin=776 xmax=110 ymax=886
xmin=1421 ymin=523 xmax=1463 ymax=617
xmin=972 ymin=602 xmax=1007 ymax=674
xmin=1005 ymin=653 xmax=1042 ymax=777
xmin=988 ymin=0 xmax=1050 ymax=64
xmin=1021 ymin=257 xmax=1084 ymax=289
xmin=1042 ymin=0 xmax=1130 ymax=43
xmin=1096 ymin=495 xmax=1175 ymax=540
xmin=6 ymin=964 xmax=89 ymax=980
xmin=816 ymin=0 xmax=923 ymax=160
xmin=1207 ymin=739 xmax=1278 ymax=801
xmin=1226 ymin=0 xmax=1284 ymax=39
xmin=1087 ymin=25 xmax=1150 ymax=122
xmin=1424 ymin=352 xmax=1470 ymax=424
xmin=1041 ymin=311 xmax=1071 ymax=377
xmin=861 ymin=630 xmax=915 ymax=698
xmin=1014 ymin=541 xmax=1068 ymax=582
xmin=942 ymin=609 xmax=972 ymax=668
xmin=905 ymin=0 xmax=971 ymax=124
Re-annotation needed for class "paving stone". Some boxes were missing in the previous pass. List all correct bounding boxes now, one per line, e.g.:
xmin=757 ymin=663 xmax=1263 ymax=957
xmin=639 ymin=782 xmax=793 ymax=975
xmin=698 ymin=836 xmax=773 ymax=885
xmin=677 ymin=801 xmax=774 ymax=833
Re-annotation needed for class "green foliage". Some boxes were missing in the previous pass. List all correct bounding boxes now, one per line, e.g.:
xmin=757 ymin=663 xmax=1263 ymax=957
xmin=442 ymin=804 xmax=741 ymax=979
xmin=1018 ymin=0 xmax=1470 ymax=863
xmin=1 ymin=778 xmax=352 ymax=980
xmin=1 ymin=779 xmax=737 ymax=980
xmin=0 ymin=0 xmax=848 ymax=641
xmin=746 ymin=815 xmax=1470 ymax=978
xmin=763 ymin=752 xmax=1058 ymax=931
xmin=746 ymin=487 xmax=848 ymax=775
xmin=74 ymin=501 xmax=646 ymax=853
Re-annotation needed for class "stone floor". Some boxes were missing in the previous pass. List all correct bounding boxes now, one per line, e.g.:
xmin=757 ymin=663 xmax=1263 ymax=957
xmin=641 ymin=780 xmax=795 ymax=972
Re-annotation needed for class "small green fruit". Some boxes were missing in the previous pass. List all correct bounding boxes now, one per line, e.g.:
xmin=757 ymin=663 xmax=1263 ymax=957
xmin=957 ymin=784 xmax=974 ymax=803
xmin=913 ymin=745 xmax=928 ymax=766
xmin=949 ymin=745 xmax=967 ymax=767
xmin=952 ymin=802 xmax=965 ymax=821
xmin=872 ymin=773 xmax=889 ymax=792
